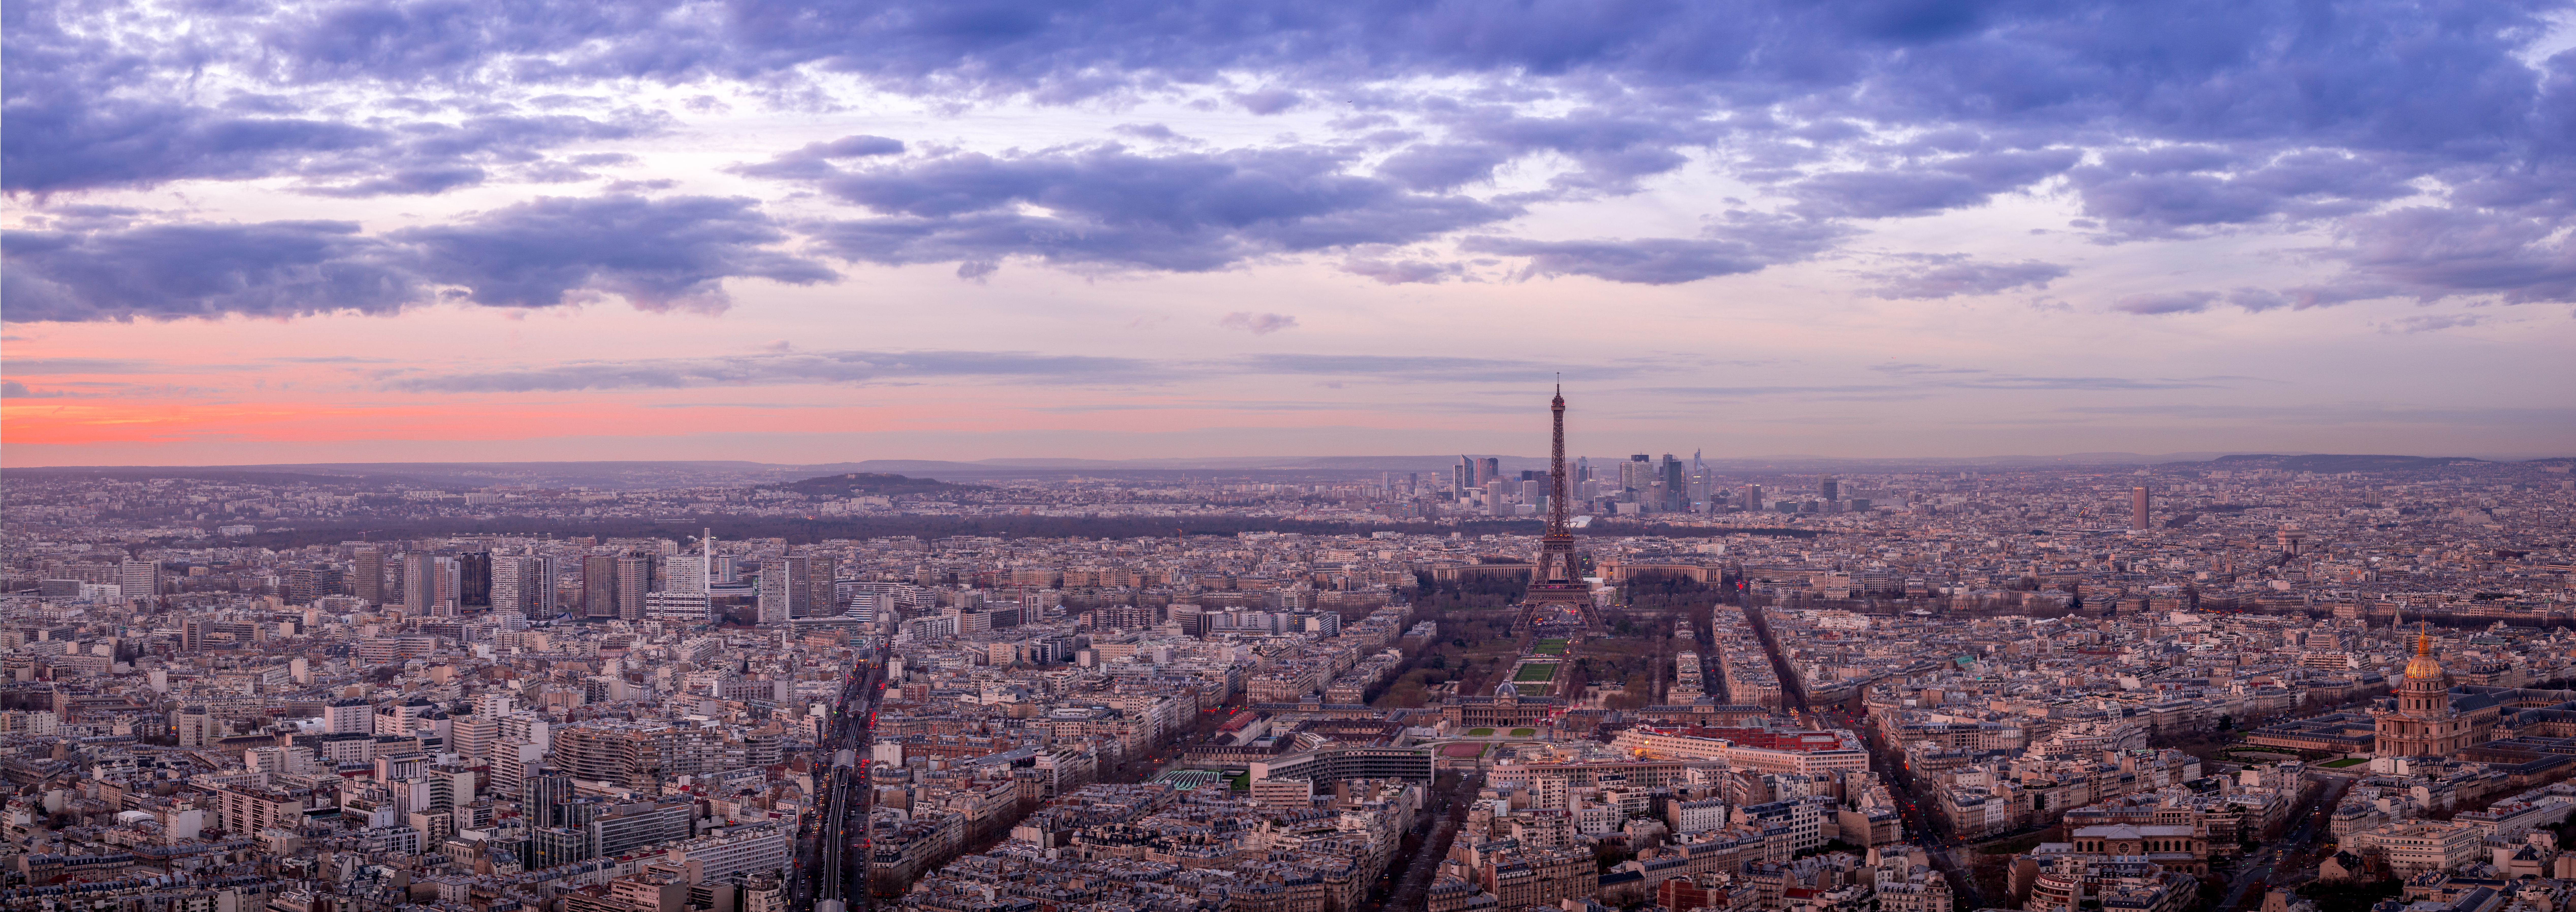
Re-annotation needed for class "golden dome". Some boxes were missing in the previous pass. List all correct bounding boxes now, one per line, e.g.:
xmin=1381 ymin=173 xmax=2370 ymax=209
xmin=2403 ymin=623 xmax=2444 ymax=681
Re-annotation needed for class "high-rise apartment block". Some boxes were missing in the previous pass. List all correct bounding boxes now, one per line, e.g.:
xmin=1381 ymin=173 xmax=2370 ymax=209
xmin=758 ymin=556 xmax=811 ymax=620
xmin=350 ymin=544 xmax=384 ymax=603
xmin=458 ymin=552 xmax=492 ymax=611
xmin=118 ymin=560 xmax=161 ymax=606
xmin=585 ymin=555 xmax=619 ymax=619
xmin=617 ymin=555 xmax=655 ymax=621
xmin=402 ymin=552 xmax=437 ymax=614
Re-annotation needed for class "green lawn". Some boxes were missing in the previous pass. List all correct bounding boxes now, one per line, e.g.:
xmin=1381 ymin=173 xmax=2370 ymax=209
xmin=1533 ymin=639 xmax=1569 ymax=655
xmin=1512 ymin=662 xmax=1561 ymax=682
xmin=2319 ymin=757 xmax=2370 ymax=768
xmin=1509 ymin=728 xmax=1538 ymax=737
xmin=1515 ymin=683 xmax=1550 ymax=696
xmin=1467 ymin=727 xmax=1496 ymax=736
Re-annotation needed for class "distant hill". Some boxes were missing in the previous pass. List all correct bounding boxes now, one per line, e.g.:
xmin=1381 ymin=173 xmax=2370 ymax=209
xmin=2190 ymin=454 xmax=2493 ymax=472
xmin=769 ymin=472 xmax=986 ymax=496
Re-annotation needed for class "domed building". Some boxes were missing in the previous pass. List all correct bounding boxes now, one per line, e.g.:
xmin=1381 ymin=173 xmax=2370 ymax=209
xmin=2373 ymin=624 xmax=2487 ymax=758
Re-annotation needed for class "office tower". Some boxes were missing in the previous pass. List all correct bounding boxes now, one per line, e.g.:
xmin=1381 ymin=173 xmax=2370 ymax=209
xmin=1454 ymin=456 xmax=1473 ymax=495
xmin=584 ymin=555 xmax=619 ymax=618
xmin=351 ymin=545 xmax=384 ymax=603
xmin=616 ymin=555 xmax=653 ymax=621
xmin=1621 ymin=455 xmax=1652 ymax=495
xmin=1475 ymin=457 xmax=1500 ymax=488
xmin=1688 ymin=450 xmax=1711 ymax=511
xmin=119 ymin=560 xmax=161 ymax=607
xmin=1738 ymin=485 xmax=1764 ymax=512
xmin=2132 ymin=487 xmax=2151 ymax=530
xmin=402 ymin=552 xmax=437 ymax=614
xmin=1820 ymin=475 xmax=1840 ymax=501
xmin=1485 ymin=479 xmax=1510 ymax=516
xmin=458 ymin=553 xmax=492 ymax=611
xmin=1660 ymin=454 xmax=1685 ymax=511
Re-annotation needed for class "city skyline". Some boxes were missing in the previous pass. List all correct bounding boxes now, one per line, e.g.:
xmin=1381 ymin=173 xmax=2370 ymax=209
xmin=5 ymin=1 xmax=2575 ymax=466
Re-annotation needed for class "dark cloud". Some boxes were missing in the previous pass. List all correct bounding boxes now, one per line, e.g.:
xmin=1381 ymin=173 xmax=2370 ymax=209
xmin=0 ymin=97 xmax=386 ymax=194
xmin=394 ymin=194 xmax=836 ymax=309
xmin=0 ymin=380 xmax=82 ymax=398
xmin=1463 ymin=213 xmax=1847 ymax=285
xmin=1639 ymin=385 xmax=1911 ymax=398
xmin=727 ymin=134 xmax=908 ymax=180
xmin=389 ymin=349 xmax=1634 ymax=393
xmin=1793 ymin=148 xmax=2080 ymax=218
xmin=2381 ymin=313 xmax=2486 ymax=334
xmin=1216 ymin=312 xmax=1298 ymax=334
xmin=1429 ymin=107 xmax=1711 ymax=194
xmin=12 ymin=0 xmax=2573 ymax=305
xmin=1 ymin=221 xmax=421 ymax=322
xmin=1375 ymin=143 xmax=1513 ymax=192
xmin=2 ymin=195 xmax=831 ymax=321
xmin=1870 ymin=362 xmax=2229 ymax=390
xmin=1862 ymin=256 xmax=2069 ymax=299
xmin=383 ymin=349 xmax=1162 ymax=392
xmin=301 ymin=165 xmax=490 ymax=197
xmin=792 ymin=144 xmax=1518 ymax=273
xmin=2324 ymin=207 xmax=2576 ymax=305
xmin=0 ymin=357 xmax=163 ymax=373
xmin=1 ymin=68 xmax=659 ymax=195
xmin=2110 ymin=291 xmax=2220 ymax=315
xmin=1339 ymin=257 xmax=1463 ymax=284
xmin=2059 ymin=402 xmax=2576 ymax=427
xmin=2069 ymin=148 xmax=2417 ymax=235
xmin=1232 ymin=354 xmax=1575 ymax=383
xmin=1229 ymin=89 xmax=1303 ymax=114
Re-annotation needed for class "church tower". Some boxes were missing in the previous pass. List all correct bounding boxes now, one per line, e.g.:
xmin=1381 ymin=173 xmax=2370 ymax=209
xmin=2376 ymin=623 xmax=2472 ymax=758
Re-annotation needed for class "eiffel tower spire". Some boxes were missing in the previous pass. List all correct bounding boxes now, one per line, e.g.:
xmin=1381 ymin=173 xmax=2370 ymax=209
xmin=1534 ymin=378 xmax=1582 ymax=595
xmin=1549 ymin=379 xmax=1569 ymax=539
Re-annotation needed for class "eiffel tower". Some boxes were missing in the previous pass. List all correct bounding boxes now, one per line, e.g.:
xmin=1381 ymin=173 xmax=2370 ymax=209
xmin=1528 ymin=382 xmax=1588 ymax=608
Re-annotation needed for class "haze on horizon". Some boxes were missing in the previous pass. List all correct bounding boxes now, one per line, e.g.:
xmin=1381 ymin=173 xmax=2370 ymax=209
xmin=4 ymin=0 xmax=2574 ymax=467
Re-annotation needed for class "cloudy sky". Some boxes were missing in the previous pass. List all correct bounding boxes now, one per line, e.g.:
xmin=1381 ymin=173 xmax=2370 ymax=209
xmin=5 ymin=0 xmax=2574 ymax=466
